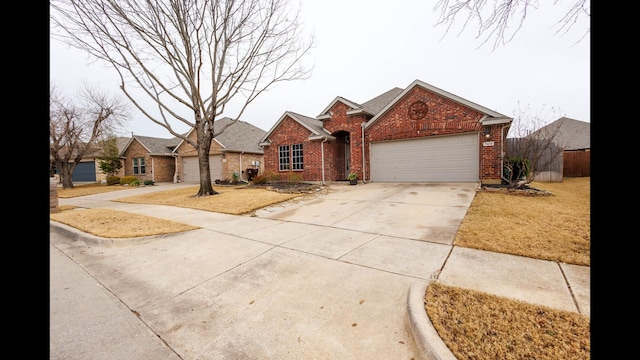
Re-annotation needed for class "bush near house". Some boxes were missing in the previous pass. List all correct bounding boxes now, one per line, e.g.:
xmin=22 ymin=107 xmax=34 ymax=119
xmin=106 ymin=176 xmax=121 ymax=186
xmin=120 ymin=176 xmax=140 ymax=186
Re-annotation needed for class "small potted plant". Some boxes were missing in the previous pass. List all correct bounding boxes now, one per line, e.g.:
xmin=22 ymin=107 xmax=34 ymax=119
xmin=348 ymin=172 xmax=358 ymax=185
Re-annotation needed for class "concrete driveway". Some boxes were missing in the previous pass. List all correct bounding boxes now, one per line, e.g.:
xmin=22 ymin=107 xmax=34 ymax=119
xmin=254 ymin=182 xmax=477 ymax=245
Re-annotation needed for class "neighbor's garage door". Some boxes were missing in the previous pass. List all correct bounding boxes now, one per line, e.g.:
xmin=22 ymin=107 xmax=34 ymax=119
xmin=182 ymin=155 xmax=223 ymax=182
xmin=370 ymin=133 xmax=479 ymax=182
xmin=72 ymin=161 xmax=96 ymax=182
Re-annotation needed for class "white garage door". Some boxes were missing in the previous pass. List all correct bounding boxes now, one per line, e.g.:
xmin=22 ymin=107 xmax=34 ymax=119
xmin=370 ymin=133 xmax=479 ymax=182
xmin=182 ymin=155 xmax=223 ymax=182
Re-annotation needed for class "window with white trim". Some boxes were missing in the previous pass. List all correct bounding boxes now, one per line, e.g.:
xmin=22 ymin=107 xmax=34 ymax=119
xmin=133 ymin=157 xmax=146 ymax=174
xmin=279 ymin=145 xmax=290 ymax=171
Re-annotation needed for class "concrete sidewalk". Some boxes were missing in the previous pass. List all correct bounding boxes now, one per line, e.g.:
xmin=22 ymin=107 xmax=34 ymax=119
xmin=50 ymin=182 xmax=589 ymax=359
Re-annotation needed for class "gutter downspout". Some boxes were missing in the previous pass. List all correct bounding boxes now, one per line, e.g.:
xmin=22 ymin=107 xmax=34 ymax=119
xmin=500 ymin=124 xmax=509 ymax=180
xmin=361 ymin=122 xmax=367 ymax=183
xmin=173 ymin=154 xmax=179 ymax=183
xmin=239 ymin=151 xmax=247 ymax=183
xmin=321 ymin=138 xmax=328 ymax=185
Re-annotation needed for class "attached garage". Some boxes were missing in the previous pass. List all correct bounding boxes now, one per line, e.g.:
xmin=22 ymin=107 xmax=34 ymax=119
xmin=72 ymin=161 xmax=97 ymax=182
xmin=182 ymin=155 xmax=223 ymax=182
xmin=370 ymin=133 xmax=479 ymax=182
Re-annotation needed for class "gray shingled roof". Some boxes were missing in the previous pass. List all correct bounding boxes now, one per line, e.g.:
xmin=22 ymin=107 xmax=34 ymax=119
xmin=288 ymin=112 xmax=326 ymax=135
xmin=116 ymin=137 xmax=131 ymax=152
xmin=532 ymin=117 xmax=590 ymax=150
xmin=213 ymin=117 xmax=267 ymax=153
xmin=359 ymin=87 xmax=404 ymax=115
xmin=133 ymin=135 xmax=181 ymax=155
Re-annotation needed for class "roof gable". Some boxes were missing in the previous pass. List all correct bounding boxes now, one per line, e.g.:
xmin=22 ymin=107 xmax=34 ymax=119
xmin=260 ymin=111 xmax=329 ymax=143
xmin=364 ymin=79 xmax=512 ymax=128
xmin=316 ymin=96 xmax=362 ymax=119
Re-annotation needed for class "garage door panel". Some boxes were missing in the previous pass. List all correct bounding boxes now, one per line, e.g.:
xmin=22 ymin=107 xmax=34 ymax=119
xmin=370 ymin=134 xmax=478 ymax=182
xmin=182 ymin=156 xmax=222 ymax=182
xmin=72 ymin=162 xmax=96 ymax=182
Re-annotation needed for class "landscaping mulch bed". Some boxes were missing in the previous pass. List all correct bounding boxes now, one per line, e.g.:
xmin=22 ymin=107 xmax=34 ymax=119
xmin=249 ymin=182 xmax=324 ymax=194
xmin=480 ymin=183 xmax=552 ymax=196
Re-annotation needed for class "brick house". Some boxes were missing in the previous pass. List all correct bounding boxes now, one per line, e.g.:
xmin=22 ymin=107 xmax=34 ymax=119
xmin=51 ymin=136 xmax=130 ymax=183
xmin=259 ymin=79 xmax=513 ymax=184
xmin=174 ymin=118 xmax=266 ymax=182
xmin=120 ymin=135 xmax=181 ymax=183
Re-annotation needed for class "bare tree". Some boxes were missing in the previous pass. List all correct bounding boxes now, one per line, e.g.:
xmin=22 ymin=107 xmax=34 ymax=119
xmin=50 ymin=85 xmax=128 ymax=189
xmin=433 ymin=0 xmax=590 ymax=51
xmin=503 ymin=104 xmax=564 ymax=187
xmin=50 ymin=0 xmax=314 ymax=197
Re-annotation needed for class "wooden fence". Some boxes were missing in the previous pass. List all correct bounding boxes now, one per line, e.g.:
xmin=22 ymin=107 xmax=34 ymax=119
xmin=563 ymin=150 xmax=590 ymax=177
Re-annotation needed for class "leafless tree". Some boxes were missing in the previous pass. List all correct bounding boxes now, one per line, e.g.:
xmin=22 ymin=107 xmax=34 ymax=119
xmin=50 ymin=0 xmax=314 ymax=197
xmin=50 ymin=85 xmax=128 ymax=189
xmin=433 ymin=0 xmax=590 ymax=51
xmin=503 ymin=104 xmax=564 ymax=187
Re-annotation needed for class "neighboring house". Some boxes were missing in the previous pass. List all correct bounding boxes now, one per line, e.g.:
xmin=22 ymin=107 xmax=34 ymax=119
xmin=51 ymin=136 xmax=131 ymax=183
xmin=120 ymin=135 xmax=181 ymax=183
xmin=259 ymin=79 xmax=513 ymax=184
xmin=173 ymin=118 xmax=267 ymax=182
xmin=527 ymin=117 xmax=590 ymax=181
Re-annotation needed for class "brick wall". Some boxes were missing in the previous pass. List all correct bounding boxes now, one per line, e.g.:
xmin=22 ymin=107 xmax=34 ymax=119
xmin=152 ymin=156 xmax=176 ymax=182
xmin=262 ymin=115 xmax=324 ymax=182
xmin=223 ymin=152 xmax=265 ymax=181
xmin=121 ymin=139 xmax=175 ymax=183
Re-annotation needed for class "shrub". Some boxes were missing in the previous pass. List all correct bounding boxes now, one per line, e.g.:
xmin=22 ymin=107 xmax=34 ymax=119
xmin=263 ymin=171 xmax=280 ymax=182
xmin=285 ymin=171 xmax=302 ymax=184
xmin=144 ymin=180 xmax=155 ymax=186
xmin=120 ymin=176 xmax=140 ymax=186
xmin=106 ymin=176 xmax=121 ymax=186
xmin=251 ymin=174 xmax=269 ymax=185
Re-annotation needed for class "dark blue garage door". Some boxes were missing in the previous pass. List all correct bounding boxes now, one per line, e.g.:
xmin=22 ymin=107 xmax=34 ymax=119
xmin=72 ymin=162 xmax=96 ymax=182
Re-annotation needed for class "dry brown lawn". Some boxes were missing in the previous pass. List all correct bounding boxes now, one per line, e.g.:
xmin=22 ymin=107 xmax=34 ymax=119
xmin=51 ymin=178 xmax=590 ymax=359
xmin=426 ymin=282 xmax=590 ymax=360
xmin=56 ymin=183 xmax=137 ymax=198
xmin=51 ymin=183 xmax=306 ymax=238
xmin=454 ymin=177 xmax=590 ymax=266
xmin=50 ymin=208 xmax=199 ymax=238
xmin=113 ymin=185 xmax=304 ymax=215
xmin=426 ymin=177 xmax=590 ymax=360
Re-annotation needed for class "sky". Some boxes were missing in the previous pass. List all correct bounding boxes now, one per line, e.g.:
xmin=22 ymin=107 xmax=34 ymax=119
xmin=49 ymin=0 xmax=590 ymax=138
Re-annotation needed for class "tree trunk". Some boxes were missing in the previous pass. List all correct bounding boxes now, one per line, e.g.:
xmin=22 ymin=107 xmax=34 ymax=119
xmin=58 ymin=160 xmax=75 ymax=189
xmin=195 ymin=128 xmax=218 ymax=197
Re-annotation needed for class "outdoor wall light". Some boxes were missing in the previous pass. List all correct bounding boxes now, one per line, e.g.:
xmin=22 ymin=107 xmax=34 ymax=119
xmin=484 ymin=128 xmax=492 ymax=140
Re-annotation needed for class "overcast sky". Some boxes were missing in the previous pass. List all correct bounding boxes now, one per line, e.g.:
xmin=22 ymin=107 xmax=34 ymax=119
xmin=49 ymin=0 xmax=590 ymax=138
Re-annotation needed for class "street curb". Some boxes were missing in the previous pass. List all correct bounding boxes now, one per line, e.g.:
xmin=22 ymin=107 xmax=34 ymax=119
xmin=49 ymin=221 xmax=164 ymax=246
xmin=407 ymin=282 xmax=457 ymax=360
